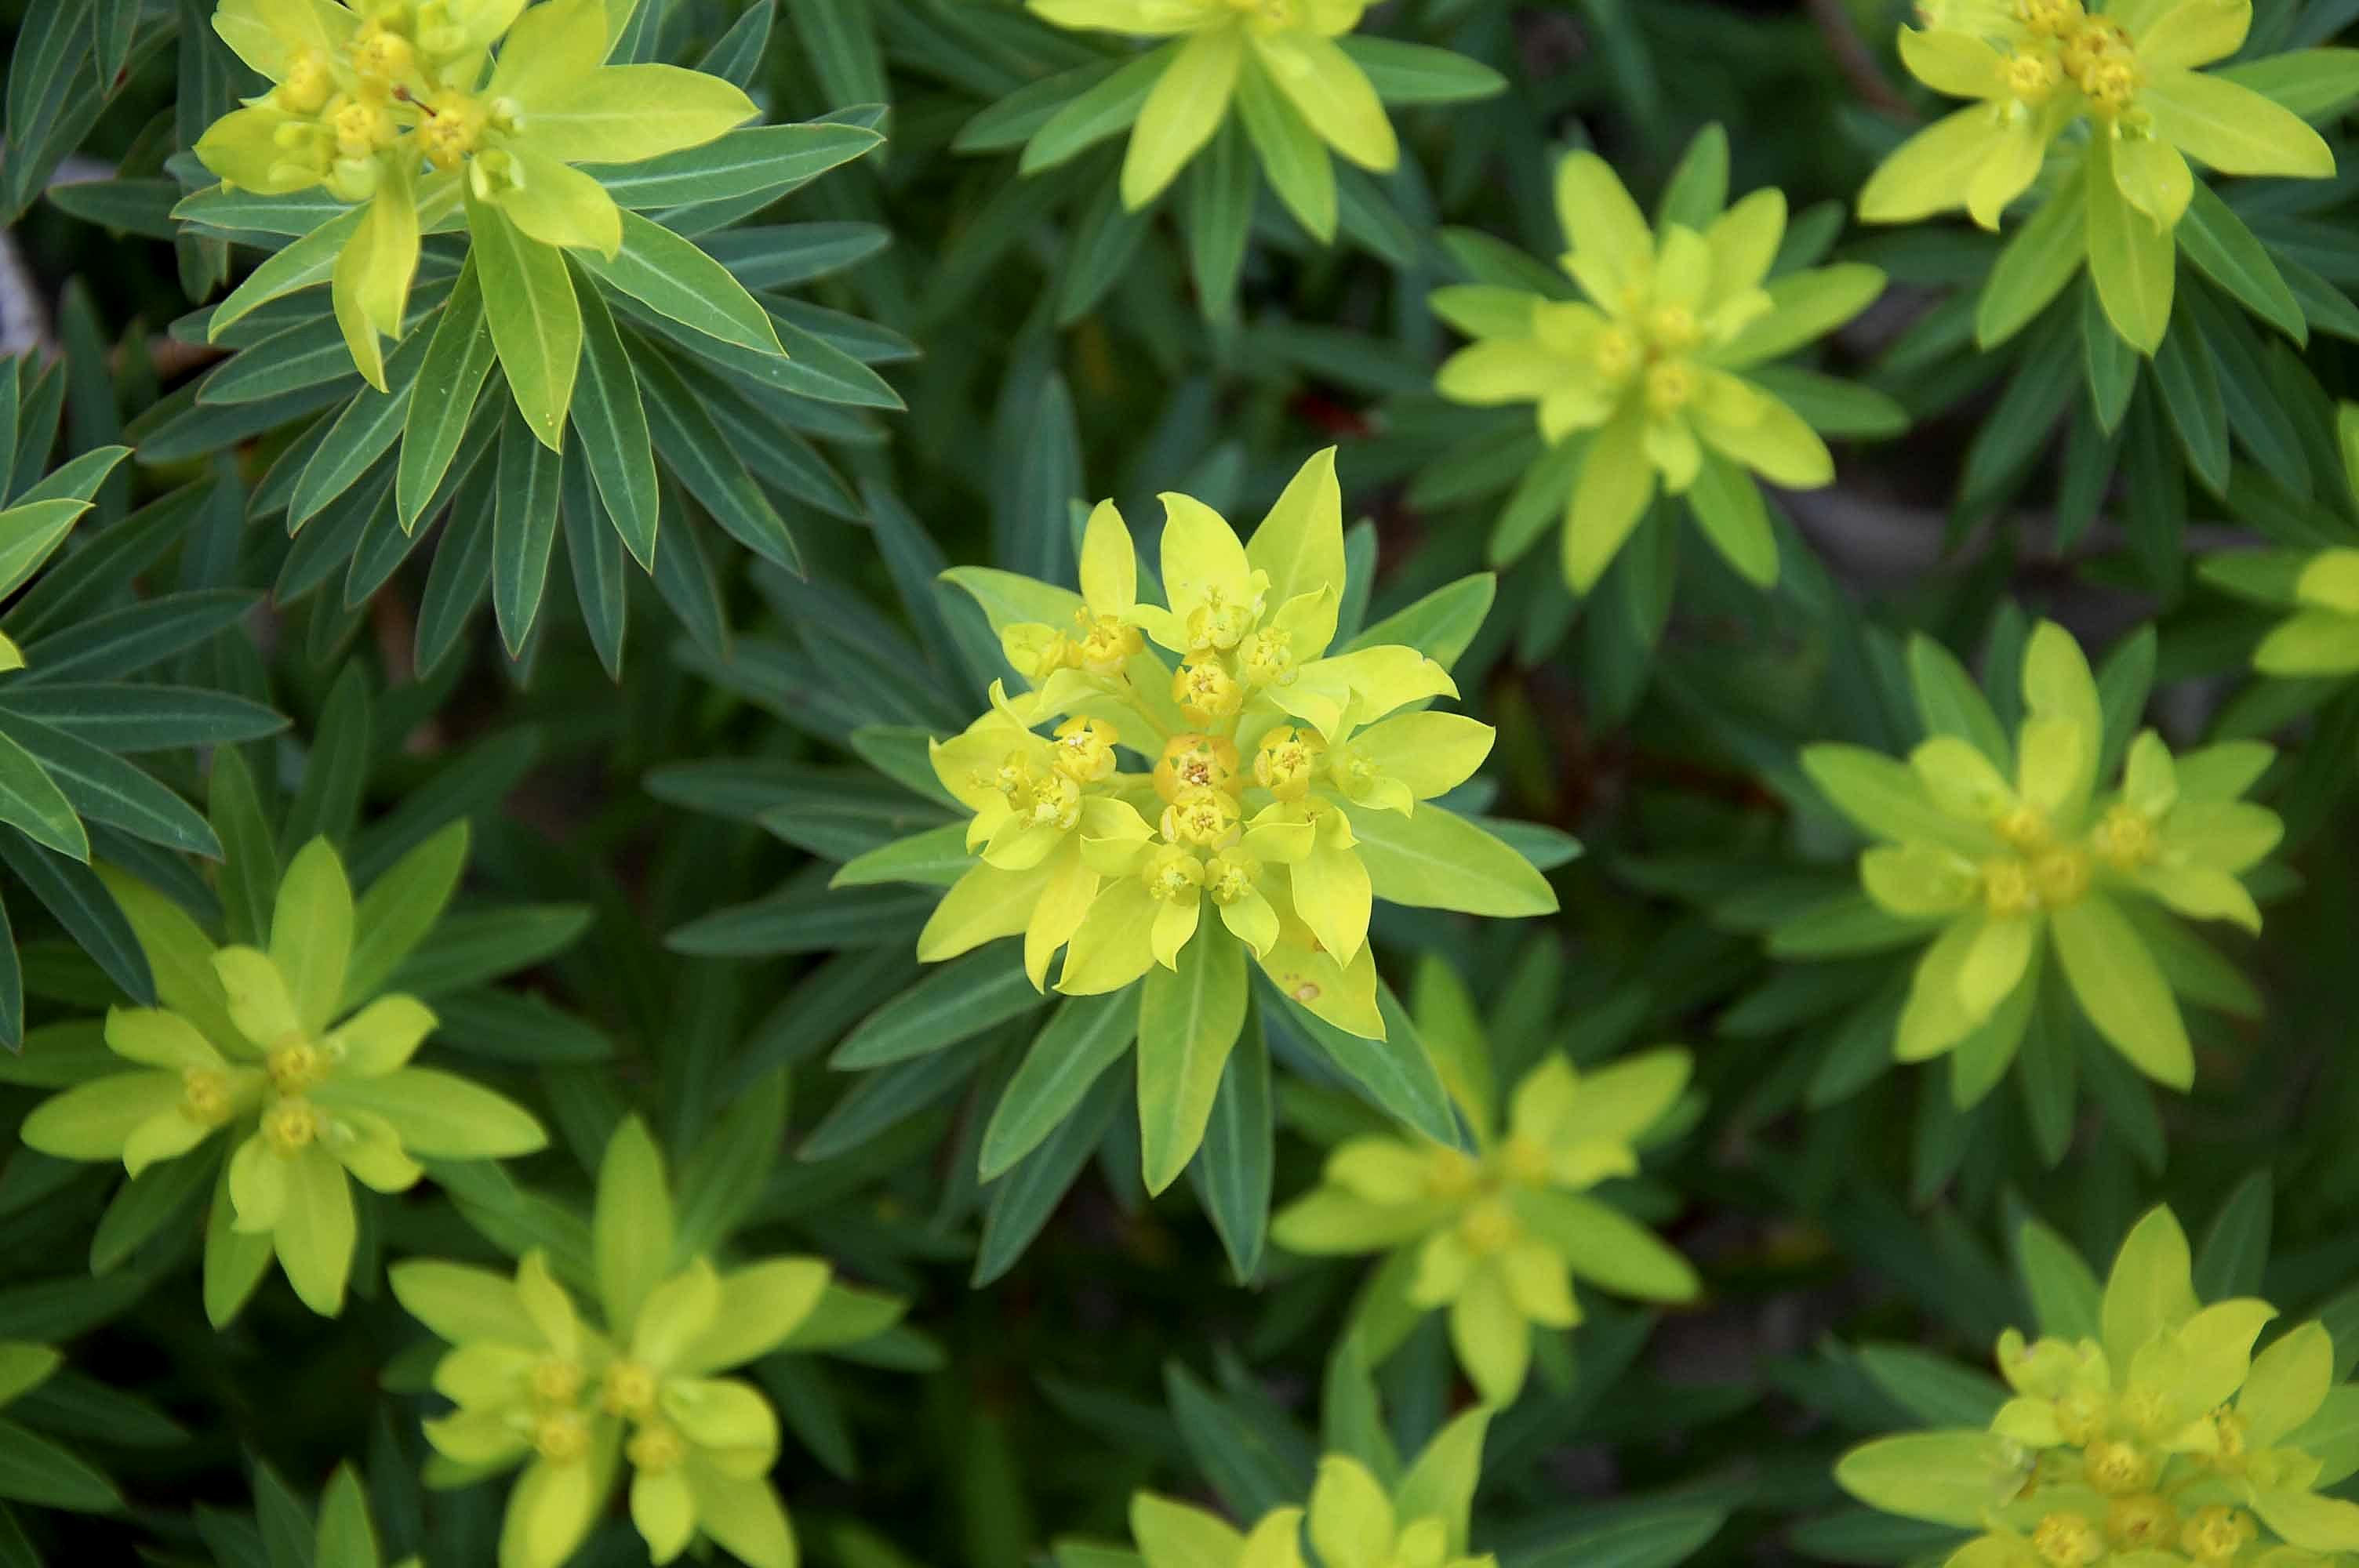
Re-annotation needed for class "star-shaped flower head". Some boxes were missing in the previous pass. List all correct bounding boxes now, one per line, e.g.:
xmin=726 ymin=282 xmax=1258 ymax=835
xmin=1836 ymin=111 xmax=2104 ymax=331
xmin=1274 ymin=968 xmax=1696 ymax=1407
xmin=1435 ymin=147 xmax=1884 ymax=591
xmin=21 ymin=831 xmax=547 ymax=1318
xmin=1859 ymin=0 xmax=2334 ymax=352
xmin=1838 ymin=1207 xmax=2359 ymax=1566
xmin=1027 ymin=0 xmax=1398 ymax=218
xmin=900 ymin=450 xmax=1557 ymax=1194
xmin=397 ymin=1118 xmax=882 ymax=1568
xmin=1798 ymin=621 xmax=2280 ymax=1101
xmin=1125 ymin=1408 xmax=1496 ymax=1568
xmin=193 ymin=0 xmax=758 ymax=433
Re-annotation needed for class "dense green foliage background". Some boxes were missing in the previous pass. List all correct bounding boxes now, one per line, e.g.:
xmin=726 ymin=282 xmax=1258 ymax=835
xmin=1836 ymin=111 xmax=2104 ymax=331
xmin=2 ymin=0 xmax=2358 ymax=1564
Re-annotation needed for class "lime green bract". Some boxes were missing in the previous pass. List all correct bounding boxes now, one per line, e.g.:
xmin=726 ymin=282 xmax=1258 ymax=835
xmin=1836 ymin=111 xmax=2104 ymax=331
xmin=1838 ymin=1207 xmax=2359 ymax=1568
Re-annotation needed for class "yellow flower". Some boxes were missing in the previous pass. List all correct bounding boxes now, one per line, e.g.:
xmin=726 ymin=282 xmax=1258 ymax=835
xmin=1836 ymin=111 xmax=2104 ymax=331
xmin=1839 ymin=1207 xmax=2359 ymax=1564
xmin=1028 ymin=0 xmax=1399 ymax=212
xmin=1434 ymin=150 xmax=1882 ymax=591
xmin=20 ymin=836 xmax=545 ymax=1319
xmin=1859 ymin=0 xmax=2333 ymax=351
xmin=192 ymin=0 xmax=756 ymax=412
xmin=1273 ymin=1047 xmax=1696 ymax=1405
xmin=398 ymin=1120 xmax=850 ymax=1568
xmin=906 ymin=449 xmax=1558 ymax=1192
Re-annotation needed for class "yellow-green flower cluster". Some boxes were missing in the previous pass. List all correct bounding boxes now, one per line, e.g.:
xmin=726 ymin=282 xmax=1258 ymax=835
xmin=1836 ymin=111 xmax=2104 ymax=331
xmin=1126 ymin=1410 xmax=1495 ymax=1568
xmin=194 ymin=0 xmax=755 ymax=413
xmin=1434 ymin=151 xmax=1883 ymax=592
xmin=911 ymin=455 xmax=1558 ymax=1178
xmin=1026 ymin=0 xmax=1400 ymax=216
xmin=21 ymin=835 xmax=546 ymax=1319
xmin=1798 ymin=621 xmax=2279 ymax=1095
xmin=900 ymin=450 xmax=1557 ymax=1192
xmin=396 ymin=1120 xmax=838 ymax=1568
xmin=1838 ymin=1207 xmax=2359 ymax=1568
xmin=1273 ymin=1047 xmax=1696 ymax=1406
xmin=1859 ymin=0 xmax=2332 ymax=351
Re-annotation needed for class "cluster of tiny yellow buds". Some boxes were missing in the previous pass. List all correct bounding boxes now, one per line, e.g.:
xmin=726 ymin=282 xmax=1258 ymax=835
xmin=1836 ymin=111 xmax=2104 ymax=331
xmin=2082 ymin=1439 xmax=2157 ymax=1496
xmin=2061 ymin=18 xmax=2139 ymax=107
xmin=2014 ymin=0 xmax=2087 ymax=38
xmin=1141 ymin=844 xmax=1206 ymax=905
xmin=1236 ymin=626 xmax=1296 ymax=688
xmin=352 ymin=21 xmax=418 ymax=86
xmin=601 ymin=1360 xmax=658 ymax=1419
xmin=1983 ymin=857 xmax=2040 ymax=916
xmin=1051 ymin=717 xmax=1121 ymax=784
xmin=1187 ymin=589 xmax=1261 ymax=653
xmin=1024 ymin=772 xmax=1082 ymax=831
xmin=1204 ymin=848 xmax=1258 ymax=905
xmin=1073 ymin=610 xmax=1143 ymax=676
xmin=1253 ymin=726 xmax=1325 ymax=802
xmin=2033 ymin=1512 xmax=2106 ymax=1568
xmin=2182 ymin=1506 xmax=2256 ymax=1565
xmin=276 ymin=50 xmax=336 ymax=114
xmin=2007 ymin=48 xmax=2064 ymax=103
xmin=2106 ymin=1494 xmax=2179 ymax=1549
xmin=529 ymin=1356 xmax=583 ymax=1406
xmin=1458 ymin=1196 xmax=1520 ymax=1257
xmin=534 ymin=1409 xmax=591 ymax=1464
xmin=2034 ymin=847 xmax=2091 ymax=906
xmin=1154 ymin=733 xmax=1241 ymax=800
xmin=1645 ymin=361 xmax=1697 ymax=416
xmin=1500 ymin=1134 xmax=1553 ymax=1187
xmin=1172 ymin=658 xmax=1244 ymax=723
xmin=1594 ymin=326 xmax=1639 ymax=380
xmin=1997 ymin=804 xmax=2052 ymax=851
xmin=419 ymin=97 xmax=486 ymax=169
xmin=1161 ymin=786 xmax=1240 ymax=850
xmin=1427 ymin=1147 xmax=1481 ymax=1199
xmin=330 ymin=96 xmax=400 ymax=162
xmin=268 ymin=1040 xmax=328 ymax=1095
xmin=182 ymin=1065 xmax=234 ymax=1125
xmin=2092 ymin=804 xmax=2157 ymax=870
xmin=626 ymin=1422 xmax=686 ymax=1474
xmin=263 ymin=1099 xmax=323 ymax=1155
xmin=1648 ymin=304 xmax=1701 ymax=353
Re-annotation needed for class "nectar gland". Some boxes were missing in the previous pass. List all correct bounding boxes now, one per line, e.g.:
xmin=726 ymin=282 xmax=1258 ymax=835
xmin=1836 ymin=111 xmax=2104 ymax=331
xmin=1156 ymin=734 xmax=1241 ymax=801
